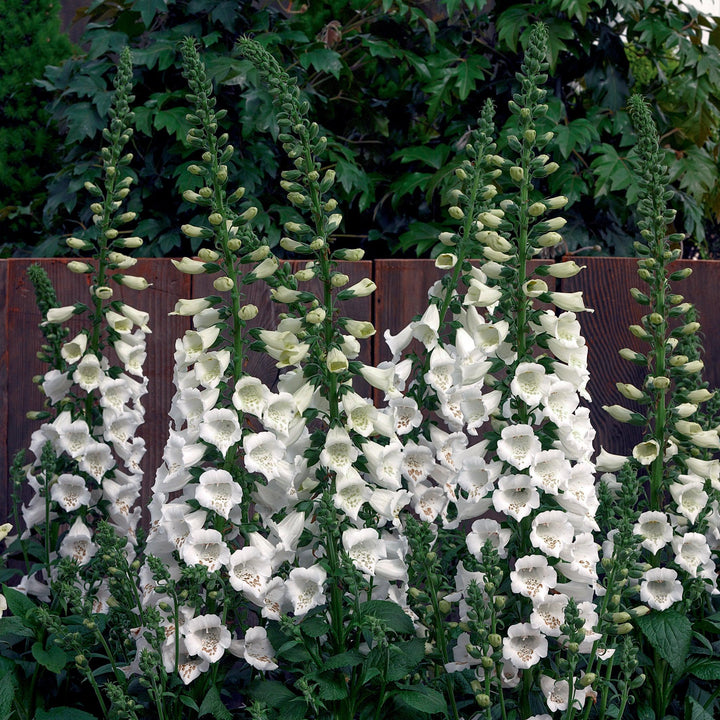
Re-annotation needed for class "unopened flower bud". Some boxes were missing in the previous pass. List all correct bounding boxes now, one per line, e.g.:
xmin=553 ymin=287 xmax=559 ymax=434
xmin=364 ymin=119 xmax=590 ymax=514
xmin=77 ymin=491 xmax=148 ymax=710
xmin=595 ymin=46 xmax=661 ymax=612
xmin=448 ymin=206 xmax=464 ymax=220
xmin=213 ymin=276 xmax=234 ymax=292
xmin=238 ymin=304 xmax=258 ymax=321
xmin=509 ymin=166 xmax=524 ymax=182
xmin=68 ymin=261 xmax=92 ymax=274
xmin=208 ymin=212 xmax=223 ymax=226
xmin=331 ymin=273 xmax=349 ymax=287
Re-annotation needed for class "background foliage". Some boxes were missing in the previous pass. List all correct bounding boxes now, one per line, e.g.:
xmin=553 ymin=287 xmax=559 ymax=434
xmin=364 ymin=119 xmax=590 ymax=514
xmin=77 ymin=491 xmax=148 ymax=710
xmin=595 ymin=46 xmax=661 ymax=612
xmin=0 ymin=0 xmax=73 ymax=250
xmin=1 ymin=0 xmax=719 ymax=258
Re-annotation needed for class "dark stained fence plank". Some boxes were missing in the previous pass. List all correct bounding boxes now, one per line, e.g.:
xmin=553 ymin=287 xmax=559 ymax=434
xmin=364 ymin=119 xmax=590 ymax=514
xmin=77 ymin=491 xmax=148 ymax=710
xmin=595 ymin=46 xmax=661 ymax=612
xmin=0 ymin=260 xmax=7 ymax=524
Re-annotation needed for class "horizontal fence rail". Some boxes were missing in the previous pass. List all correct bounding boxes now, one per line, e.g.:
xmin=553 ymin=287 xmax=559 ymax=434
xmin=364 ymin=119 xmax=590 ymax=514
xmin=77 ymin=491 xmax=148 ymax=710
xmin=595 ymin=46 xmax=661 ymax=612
xmin=2 ymin=257 xmax=719 ymax=523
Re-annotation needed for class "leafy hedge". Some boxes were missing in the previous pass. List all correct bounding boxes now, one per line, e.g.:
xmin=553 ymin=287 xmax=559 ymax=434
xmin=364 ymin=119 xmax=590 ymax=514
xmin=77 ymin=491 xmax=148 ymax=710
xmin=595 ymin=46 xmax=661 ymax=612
xmin=4 ymin=0 xmax=720 ymax=258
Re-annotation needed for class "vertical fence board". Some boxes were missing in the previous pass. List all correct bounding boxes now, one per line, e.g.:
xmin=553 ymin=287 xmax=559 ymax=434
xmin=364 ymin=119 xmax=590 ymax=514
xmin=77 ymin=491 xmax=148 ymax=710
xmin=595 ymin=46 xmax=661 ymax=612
xmin=0 ymin=260 xmax=7 ymax=524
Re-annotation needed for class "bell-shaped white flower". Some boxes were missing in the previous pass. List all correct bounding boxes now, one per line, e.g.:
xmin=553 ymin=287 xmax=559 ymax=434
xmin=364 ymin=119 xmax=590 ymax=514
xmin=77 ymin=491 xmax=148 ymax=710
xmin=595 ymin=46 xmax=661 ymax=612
xmin=262 ymin=392 xmax=299 ymax=438
xmin=497 ymin=425 xmax=542 ymax=470
xmin=342 ymin=392 xmax=378 ymax=437
xmin=333 ymin=468 xmax=371 ymax=520
xmin=79 ymin=441 xmax=115 ymax=481
xmin=634 ymin=511 xmax=673 ymax=554
xmin=543 ymin=381 xmax=579 ymax=427
xmin=342 ymin=528 xmax=386 ymax=575
xmin=669 ymin=479 xmax=708 ymax=524
xmin=243 ymin=432 xmax=292 ymax=482
xmin=540 ymin=675 xmax=589 ymax=712
xmin=181 ymin=528 xmax=230 ymax=572
xmin=74 ymin=353 xmax=106 ymax=391
xmin=234 ymin=626 xmax=278 ymax=671
xmin=530 ymin=510 xmax=575 ymax=558
xmin=557 ymin=532 xmax=599 ymax=584
xmin=59 ymin=518 xmax=97 ymax=566
xmin=320 ymin=426 xmax=359 ymax=476
xmin=502 ymin=622 xmax=549 ymax=669
xmin=462 ymin=388 xmax=502 ymax=435
xmin=493 ymin=474 xmax=540 ymax=521
xmin=639 ymin=567 xmax=683 ymax=610
xmin=467 ymin=518 xmax=512 ymax=559
xmin=632 ymin=439 xmax=660 ymax=466
xmin=42 ymin=369 xmax=73 ymax=405
xmin=51 ymin=473 xmax=91 ymax=512
xmin=388 ymin=397 xmax=423 ymax=436
xmin=286 ymin=565 xmax=327 ymax=616
xmin=194 ymin=350 xmax=231 ymax=388
xmin=232 ymin=376 xmax=270 ymax=417
xmin=401 ymin=442 xmax=436 ymax=485
xmin=194 ymin=468 xmax=243 ymax=519
xmin=54 ymin=412 xmax=92 ymax=459
xmin=61 ymin=333 xmax=88 ymax=364
xmin=228 ymin=545 xmax=273 ymax=602
xmin=529 ymin=450 xmax=572 ymax=495
xmin=671 ymin=532 xmax=712 ymax=577
xmin=530 ymin=594 xmax=569 ymax=637
xmin=183 ymin=614 xmax=232 ymax=664
xmin=199 ymin=408 xmax=242 ymax=457
xmin=510 ymin=555 xmax=557 ymax=602
xmin=171 ymin=387 xmax=219 ymax=440
xmin=511 ymin=362 xmax=550 ymax=407
xmin=363 ymin=439 xmax=403 ymax=490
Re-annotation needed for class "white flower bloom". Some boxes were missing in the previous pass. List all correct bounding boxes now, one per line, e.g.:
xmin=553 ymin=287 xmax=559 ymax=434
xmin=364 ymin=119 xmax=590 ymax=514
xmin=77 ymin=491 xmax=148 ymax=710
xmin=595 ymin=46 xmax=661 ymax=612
xmin=540 ymin=675 xmax=589 ymax=712
xmin=548 ymin=291 xmax=592 ymax=313
xmin=543 ymin=381 xmax=579 ymax=427
xmin=42 ymin=369 xmax=73 ymax=404
xmin=496 ymin=425 xmax=542 ymax=470
xmin=194 ymin=469 xmax=243 ymax=519
xmin=632 ymin=440 xmax=660 ymax=466
xmin=529 ymin=450 xmax=572 ymax=495
xmin=199 ymin=408 xmax=242 ymax=457
xmin=45 ymin=305 xmax=77 ymax=324
xmin=342 ymin=393 xmax=377 ymax=437
xmin=106 ymin=310 xmax=133 ymax=334
xmin=510 ymin=555 xmax=557 ymax=602
xmin=467 ymin=518 xmax=511 ymax=559
xmin=194 ymin=350 xmax=231 ymax=388
xmin=51 ymin=473 xmax=90 ymax=512
xmin=595 ymin=447 xmax=628 ymax=472
xmin=669 ymin=480 xmax=708 ymax=524
xmin=424 ymin=345 xmax=457 ymax=395
xmin=175 ymin=644 xmax=210 ymax=684
xmin=243 ymin=432 xmax=292 ymax=482
xmin=462 ymin=389 xmax=502 ymax=435
xmin=342 ymin=528 xmax=386 ymax=575
xmin=237 ymin=626 xmax=278 ymax=671
xmin=180 ymin=327 xmax=221 ymax=363
xmin=114 ymin=337 xmax=147 ymax=377
xmin=369 ymin=488 xmax=412 ymax=525
xmin=181 ymin=529 xmax=230 ymax=572
xmin=530 ymin=594 xmax=569 ymax=637
xmin=233 ymin=376 xmax=270 ymax=417
xmin=286 ymin=565 xmax=327 ymax=616
xmin=228 ymin=545 xmax=273 ymax=602
xmin=464 ymin=278 xmax=503 ymax=307
xmin=389 ymin=397 xmax=423 ymax=435
xmin=556 ymin=407 xmax=595 ymax=461
xmin=79 ymin=441 xmax=115 ymax=481
xmin=54 ymin=412 xmax=92 ymax=458
xmin=171 ymin=387 xmax=219 ymax=439
xmin=333 ymin=468 xmax=371 ymax=520
xmin=511 ymin=362 xmax=550 ymax=407
xmin=59 ymin=518 xmax=97 ymax=566
xmin=530 ymin=510 xmax=575 ymax=558
xmin=493 ymin=474 xmax=541 ymax=521
xmin=117 ymin=303 xmax=150 ymax=332
xmin=61 ymin=333 xmax=88 ymax=364
xmin=363 ymin=439 xmax=403 ymax=490
xmin=557 ymin=533 xmax=599 ymax=584
xmin=183 ymin=614 xmax=232 ymax=663
xmin=639 ymin=568 xmax=683 ymax=611
xmin=502 ymin=623 xmax=549 ymax=669
xmin=411 ymin=304 xmax=440 ymax=350
xmin=103 ymin=409 xmax=143 ymax=447
xmin=384 ymin=323 xmax=414 ymax=361
xmin=159 ymin=431 xmax=206 ymax=491
xmin=262 ymin=392 xmax=299 ymax=437
xmin=401 ymin=442 xmax=436 ymax=485
xmin=634 ymin=511 xmax=673 ymax=554
xmin=672 ymin=532 xmax=711 ymax=577
xmin=74 ymin=353 xmax=105 ymax=391
xmin=320 ymin=426 xmax=359 ymax=475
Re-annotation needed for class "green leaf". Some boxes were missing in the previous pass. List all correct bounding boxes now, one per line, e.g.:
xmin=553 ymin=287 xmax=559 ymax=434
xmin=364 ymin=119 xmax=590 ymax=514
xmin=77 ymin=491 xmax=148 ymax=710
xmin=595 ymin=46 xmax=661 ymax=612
xmin=35 ymin=708 xmax=99 ymax=720
xmin=455 ymin=56 xmax=489 ymax=101
xmin=688 ymin=696 xmax=714 ymax=720
xmin=553 ymin=119 xmax=600 ymax=159
xmin=360 ymin=600 xmax=415 ymax=635
xmin=391 ymin=145 xmax=451 ymax=170
xmin=137 ymin=0 xmax=168 ymax=26
xmin=636 ymin=609 xmax=692 ymax=674
xmin=153 ymin=108 xmax=192 ymax=141
xmin=198 ymin=686 xmax=231 ymax=720
xmin=323 ymin=651 xmax=365 ymax=671
xmin=0 ymin=615 xmax=35 ymax=640
xmin=299 ymin=48 xmax=343 ymax=79
xmin=248 ymin=680 xmax=296 ymax=708
xmin=385 ymin=638 xmax=426 ymax=682
xmin=496 ymin=5 xmax=532 ymax=52
xmin=62 ymin=103 xmax=104 ymax=144
xmin=2 ymin=586 xmax=36 ymax=620
xmin=300 ymin=614 xmax=330 ymax=638
xmin=394 ymin=686 xmax=448 ymax=716
xmin=686 ymin=658 xmax=720 ymax=681
xmin=31 ymin=641 xmax=68 ymax=674
xmin=312 ymin=672 xmax=348 ymax=701
xmin=590 ymin=143 xmax=634 ymax=198
xmin=0 ymin=672 xmax=16 ymax=720
xmin=177 ymin=695 xmax=200 ymax=712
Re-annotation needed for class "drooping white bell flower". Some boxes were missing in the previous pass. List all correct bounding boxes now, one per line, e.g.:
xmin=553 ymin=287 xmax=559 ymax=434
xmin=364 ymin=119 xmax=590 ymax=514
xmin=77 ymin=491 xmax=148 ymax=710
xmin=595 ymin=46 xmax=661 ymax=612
xmin=194 ymin=468 xmax=243 ymax=519
xmin=401 ymin=442 xmax=436 ymax=485
xmin=199 ymin=408 xmax=242 ymax=457
xmin=342 ymin=528 xmax=386 ymax=575
xmin=540 ymin=675 xmax=589 ymax=712
xmin=232 ymin=377 xmax=271 ymax=418
xmin=492 ymin=474 xmax=541 ymax=521
xmin=243 ymin=432 xmax=292 ymax=483
xmin=530 ymin=510 xmax=575 ymax=558
xmin=530 ymin=594 xmax=569 ymax=637
xmin=424 ymin=345 xmax=457 ymax=396
xmin=194 ymin=350 xmax=231 ymax=389
xmin=543 ymin=381 xmax=580 ymax=427
xmin=639 ymin=567 xmax=683 ymax=611
xmin=669 ymin=479 xmax=708 ymax=524
xmin=320 ymin=426 xmax=359 ymax=476
xmin=51 ymin=473 xmax=91 ymax=512
xmin=171 ymin=387 xmax=220 ymax=440
xmin=342 ymin=392 xmax=378 ymax=437
xmin=557 ymin=532 xmax=600 ymax=584
xmin=183 ymin=614 xmax=232 ymax=664
xmin=54 ymin=412 xmax=92 ymax=459
xmin=502 ymin=622 xmax=549 ymax=669
xmin=496 ymin=425 xmax=542 ymax=470
xmin=462 ymin=388 xmax=502 ymax=435
xmin=228 ymin=545 xmax=273 ymax=602
xmin=511 ymin=362 xmax=551 ymax=407
xmin=529 ymin=450 xmax=572 ymax=495
xmin=286 ymin=565 xmax=327 ymax=616
xmin=388 ymin=397 xmax=423 ymax=436
xmin=333 ymin=468 xmax=371 ymax=520
xmin=509 ymin=555 xmax=557 ymax=602
xmin=59 ymin=518 xmax=97 ymax=566
xmin=362 ymin=439 xmax=403 ymax=490
xmin=671 ymin=532 xmax=712 ymax=577
xmin=634 ymin=511 xmax=673 ymax=554
xmin=42 ymin=369 xmax=73 ymax=405
xmin=61 ymin=332 xmax=88 ymax=364
xmin=467 ymin=518 xmax=512 ymax=559
xmin=114 ymin=336 xmax=147 ymax=377
xmin=233 ymin=626 xmax=278 ymax=671
xmin=103 ymin=409 xmax=143 ymax=447
xmin=259 ymin=576 xmax=290 ymax=621
xmin=410 ymin=304 xmax=441 ymax=350
xmin=73 ymin=353 xmax=106 ymax=392
xmin=158 ymin=431 xmax=206 ymax=492
xmin=181 ymin=528 xmax=230 ymax=573
xmin=79 ymin=441 xmax=115 ymax=481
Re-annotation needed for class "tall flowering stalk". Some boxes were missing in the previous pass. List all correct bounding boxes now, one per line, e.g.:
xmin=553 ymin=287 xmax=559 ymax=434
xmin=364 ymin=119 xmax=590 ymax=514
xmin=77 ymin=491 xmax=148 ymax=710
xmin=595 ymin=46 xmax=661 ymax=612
xmin=375 ymin=24 xmax=607 ymax=719
xmin=18 ymin=47 xmax=149 ymax=596
xmin=597 ymin=95 xmax=720 ymax=719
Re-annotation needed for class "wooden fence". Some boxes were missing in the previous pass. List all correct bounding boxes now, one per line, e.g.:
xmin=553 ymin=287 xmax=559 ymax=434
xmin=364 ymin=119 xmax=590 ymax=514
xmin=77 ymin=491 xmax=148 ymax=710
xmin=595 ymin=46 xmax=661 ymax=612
xmin=2 ymin=257 xmax=719 ymax=523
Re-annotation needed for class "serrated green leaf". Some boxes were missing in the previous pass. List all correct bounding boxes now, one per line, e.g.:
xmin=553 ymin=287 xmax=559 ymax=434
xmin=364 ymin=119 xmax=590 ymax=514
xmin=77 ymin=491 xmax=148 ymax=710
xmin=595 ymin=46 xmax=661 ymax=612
xmin=35 ymin=708 xmax=99 ymax=720
xmin=636 ymin=610 xmax=692 ymax=674
xmin=0 ymin=615 xmax=35 ymax=640
xmin=299 ymin=48 xmax=343 ymax=79
xmin=496 ymin=5 xmax=532 ymax=52
xmin=0 ymin=672 xmax=16 ymax=720
xmin=312 ymin=672 xmax=348 ymax=701
xmin=391 ymin=145 xmax=451 ymax=170
xmin=385 ymin=638 xmax=426 ymax=682
xmin=137 ymin=0 xmax=167 ymax=26
xmin=198 ymin=686 xmax=231 ymax=720
xmin=62 ymin=103 xmax=105 ymax=144
xmin=686 ymin=658 xmax=720 ymax=681
xmin=394 ymin=686 xmax=448 ymax=715
xmin=300 ymin=614 xmax=330 ymax=638
xmin=590 ymin=143 xmax=634 ymax=197
xmin=248 ymin=680 xmax=296 ymax=708
xmin=360 ymin=600 xmax=415 ymax=635
xmin=31 ymin=641 xmax=68 ymax=674
xmin=688 ymin=696 xmax=714 ymax=720
xmin=2 ymin=586 xmax=36 ymax=620
xmin=323 ymin=650 xmax=365 ymax=671
xmin=153 ymin=108 xmax=192 ymax=141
